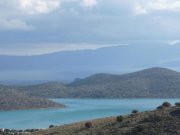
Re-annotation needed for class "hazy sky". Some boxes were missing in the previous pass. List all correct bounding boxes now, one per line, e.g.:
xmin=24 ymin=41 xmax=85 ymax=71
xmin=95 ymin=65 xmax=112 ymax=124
xmin=1 ymin=0 xmax=180 ymax=55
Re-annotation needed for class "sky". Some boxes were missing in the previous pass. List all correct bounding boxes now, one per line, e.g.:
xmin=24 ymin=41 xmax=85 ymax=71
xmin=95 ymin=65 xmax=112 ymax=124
xmin=1 ymin=0 xmax=180 ymax=55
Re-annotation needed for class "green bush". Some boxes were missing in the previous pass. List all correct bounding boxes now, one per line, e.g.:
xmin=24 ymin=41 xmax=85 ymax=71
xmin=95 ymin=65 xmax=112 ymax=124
xmin=85 ymin=122 xmax=93 ymax=128
xmin=49 ymin=125 xmax=54 ymax=128
xmin=132 ymin=110 xmax=139 ymax=114
xmin=162 ymin=102 xmax=171 ymax=107
xmin=157 ymin=105 xmax=165 ymax=110
xmin=175 ymin=102 xmax=180 ymax=107
xmin=116 ymin=115 xmax=123 ymax=122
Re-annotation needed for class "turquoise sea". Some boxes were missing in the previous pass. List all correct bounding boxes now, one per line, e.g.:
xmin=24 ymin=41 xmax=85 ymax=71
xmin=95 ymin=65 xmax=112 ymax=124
xmin=0 ymin=98 xmax=179 ymax=129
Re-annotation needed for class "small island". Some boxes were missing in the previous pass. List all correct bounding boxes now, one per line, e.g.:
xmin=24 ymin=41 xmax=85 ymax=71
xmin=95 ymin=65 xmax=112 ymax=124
xmin=0 ymin=86 xmax=64 ymax=111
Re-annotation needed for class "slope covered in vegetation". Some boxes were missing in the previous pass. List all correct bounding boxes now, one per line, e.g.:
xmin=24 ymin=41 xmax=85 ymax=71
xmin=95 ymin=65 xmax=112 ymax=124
xmin=30 ymin=102 xmax=180 ymax=135
xmin=0 ymin=85 xmax=64 ymax=110
xmin=20 ymin=67 xmax=180 ymax=98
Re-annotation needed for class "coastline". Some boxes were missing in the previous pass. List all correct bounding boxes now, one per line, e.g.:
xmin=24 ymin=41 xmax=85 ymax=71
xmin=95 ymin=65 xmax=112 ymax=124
xmin=0 ymin=105 xmax=66 ymax=112
xmin=29 ymin=103 xmax=180 ymax=135
xmin=0 ymin=98 xmax=179 ymax=130
xmin=1 ymin=102 xmax=180 ymax=135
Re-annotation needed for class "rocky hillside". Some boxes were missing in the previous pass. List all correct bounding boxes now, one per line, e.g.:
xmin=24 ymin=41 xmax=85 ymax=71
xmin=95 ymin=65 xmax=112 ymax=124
xmin=17 ymin=82 xmax=68 ymax=98
xmin=0 ymin=85 xmax=64 ymax=110
xmin=20 ymin=67 xmax=180 ymax=98
xmin=30 ymin=102 xmax=180 ymax=135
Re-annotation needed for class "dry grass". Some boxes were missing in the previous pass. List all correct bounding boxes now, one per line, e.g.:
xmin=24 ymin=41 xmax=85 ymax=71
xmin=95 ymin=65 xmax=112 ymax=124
xmin=30 ymin=105 xmax=180 ymax=135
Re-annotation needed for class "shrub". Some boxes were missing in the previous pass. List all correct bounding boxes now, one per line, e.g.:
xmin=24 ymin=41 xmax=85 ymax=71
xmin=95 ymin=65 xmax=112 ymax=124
xmin=85 ymin=122 xmax=93 ymax=128
xmin=49 ymin=125 xmax=54 ymax=128
xmin=162 ymin=102 xmax=171 ymax=107
xmin=132 ymin=110 xmax=139 ymax=114
xmin=116 ymin=115 xmax=123 ymax=122
xmin=175 ymin=102 xmax=180 ymax=107
xmin=157 ymin=105 xmax=165 ymax=110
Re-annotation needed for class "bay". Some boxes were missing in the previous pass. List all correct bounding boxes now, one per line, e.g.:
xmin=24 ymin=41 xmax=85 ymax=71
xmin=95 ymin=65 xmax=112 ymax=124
xmin=0 ymin=98 xmax=179 ymax=129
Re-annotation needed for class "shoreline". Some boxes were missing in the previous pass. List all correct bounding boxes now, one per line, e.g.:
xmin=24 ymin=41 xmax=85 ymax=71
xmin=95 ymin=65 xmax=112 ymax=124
xmin=0 ymin=99 xmax=179 ymax=130
xmin=0 ymin=115 xmax=118 ymax=134
xmin=0 ymin=106 xmax=66 ymax=112
xmin=1 ymin=102 xmax=180 ymax=135
xmin=29 ymin=103 xmax=180 ymax=135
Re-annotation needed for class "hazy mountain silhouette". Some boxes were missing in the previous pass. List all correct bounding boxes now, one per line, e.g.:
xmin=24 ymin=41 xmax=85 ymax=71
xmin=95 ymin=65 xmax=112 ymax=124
xmin=1 ymin=43 xmax=180 ymax=83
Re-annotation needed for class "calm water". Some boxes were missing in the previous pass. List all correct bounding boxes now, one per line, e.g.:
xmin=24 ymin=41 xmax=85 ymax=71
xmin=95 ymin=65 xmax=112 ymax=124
xmin=0 ymin=98 xmax=179 ymax=129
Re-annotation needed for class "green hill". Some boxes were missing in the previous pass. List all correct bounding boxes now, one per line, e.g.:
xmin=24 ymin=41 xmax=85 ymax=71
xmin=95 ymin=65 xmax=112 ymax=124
xmin=0 ymin=85 xmax=64 ymax=110
xmin=18 ymin=82 xmax=68 ymax=98
xmin=19 ymin=67 xmax=180 ymax=98
xmin=1 ymin=67 xmax=179 ymax=110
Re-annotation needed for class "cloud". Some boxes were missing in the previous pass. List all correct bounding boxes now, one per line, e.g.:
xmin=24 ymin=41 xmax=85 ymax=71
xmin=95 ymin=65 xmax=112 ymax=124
xmin=81 ymin=0 xmax=98 ymax=8
xmin=0 ymin=0 xmax=180 ymax=46
xmin=0 ymin=0 xmax=60 ymax=30
xmin=18 ymin=0 xmax=61 ymax=15
xmin=0 ymin=0 xmax=61 ymax=17
xmin=168 ymin=40 xmax=180 ymax=45
xmin=0 ymin=43 xmax=123 ymax=56
xmin=134 ymin=0 xmax=180 ymax=15
xmin=0 ymin=19 xmax=34 ymax=31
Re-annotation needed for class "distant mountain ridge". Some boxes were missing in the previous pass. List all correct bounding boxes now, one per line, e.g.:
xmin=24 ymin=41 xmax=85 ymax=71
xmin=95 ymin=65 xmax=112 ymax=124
xmin=69 ymin=67 xmax=180 ymax=86
xmin=18 ymin=67 xmax=180 ymax=98
xmin=1 ymin=43 xmax=180 ymax=83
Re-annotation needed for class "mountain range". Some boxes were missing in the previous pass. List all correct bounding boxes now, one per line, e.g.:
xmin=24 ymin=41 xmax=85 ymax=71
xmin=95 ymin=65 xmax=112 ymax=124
xmin=1 ymin=42 xmax=180 ymax=84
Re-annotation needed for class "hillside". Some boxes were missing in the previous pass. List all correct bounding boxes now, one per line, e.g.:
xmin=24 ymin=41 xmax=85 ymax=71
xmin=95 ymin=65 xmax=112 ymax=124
xmin=0 ymin=85 xmax=64 ymax=110
xmin=18 ymin=82 xmax=68 ymax=98
xmin=69 ymin=67 xmax=180 ymax=86
xmin=20 ymin=67 xmax=180 ymax=98
xmin=30 ymin=103 xmax=180 ymax=135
